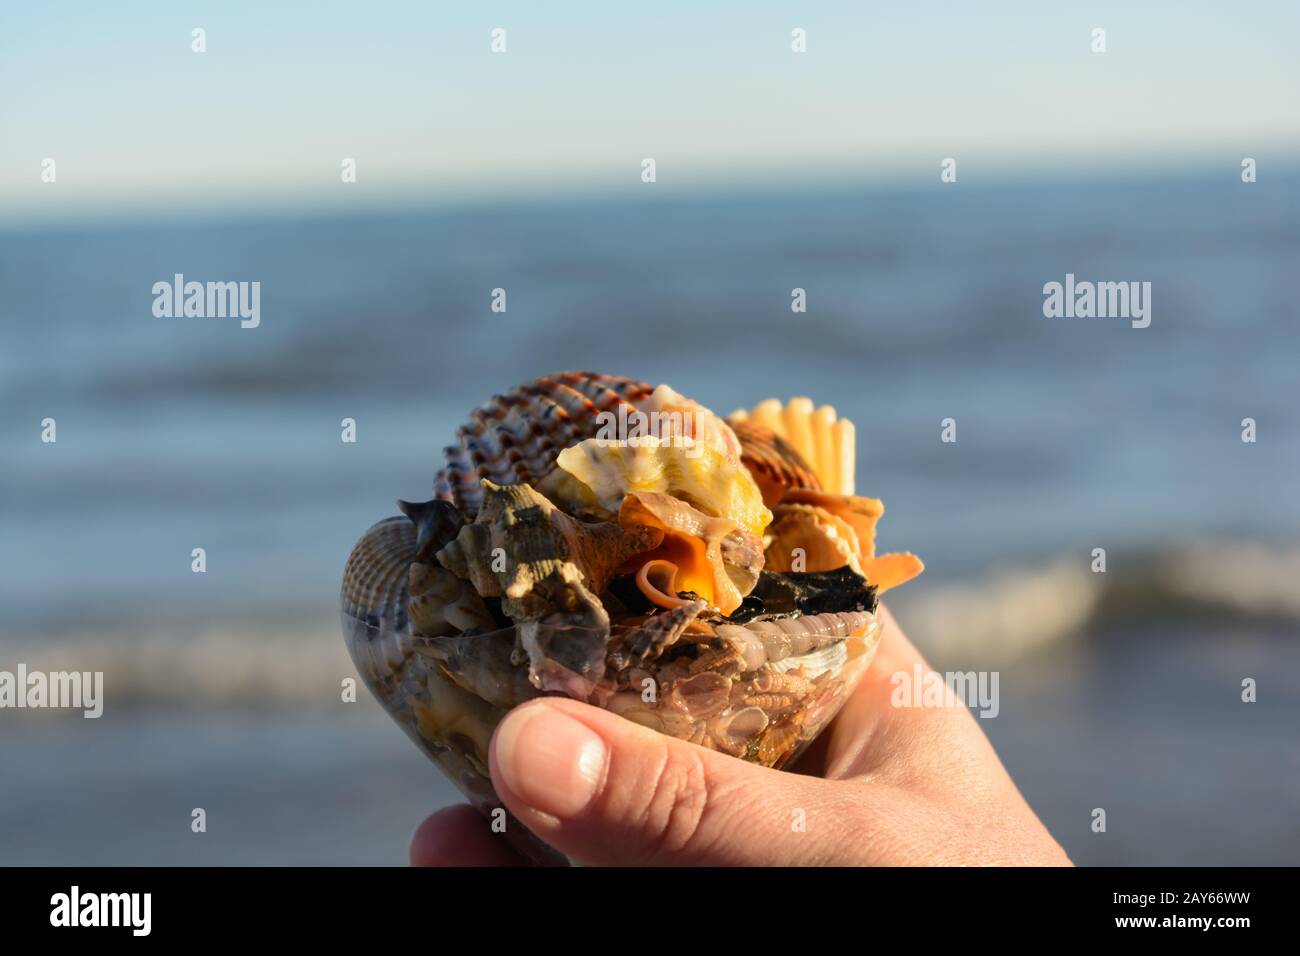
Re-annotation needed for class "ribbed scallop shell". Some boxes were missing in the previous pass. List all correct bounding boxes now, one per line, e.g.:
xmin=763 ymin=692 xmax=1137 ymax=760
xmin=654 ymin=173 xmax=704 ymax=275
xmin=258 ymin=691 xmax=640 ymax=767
xmin=433 ymin=371 xmax=657 ymax=518
xmin=728 ymin=418 xmax=822 ymax=508
xmin=340 ymin=515 xmax=417 ymax=687
xmin=729 ymin=398 xmax=855 ymax=498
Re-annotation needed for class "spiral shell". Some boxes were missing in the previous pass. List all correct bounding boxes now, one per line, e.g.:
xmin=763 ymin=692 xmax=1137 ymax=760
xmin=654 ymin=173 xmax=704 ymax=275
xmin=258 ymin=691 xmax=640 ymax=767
xmin=622 ymin=491 xmax=755 ymax=614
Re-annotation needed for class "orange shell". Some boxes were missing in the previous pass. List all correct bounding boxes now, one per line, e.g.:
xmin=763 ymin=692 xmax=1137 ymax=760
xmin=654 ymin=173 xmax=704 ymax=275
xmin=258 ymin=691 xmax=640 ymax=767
xmin=618 ymin=491 xmax=744 ymax=615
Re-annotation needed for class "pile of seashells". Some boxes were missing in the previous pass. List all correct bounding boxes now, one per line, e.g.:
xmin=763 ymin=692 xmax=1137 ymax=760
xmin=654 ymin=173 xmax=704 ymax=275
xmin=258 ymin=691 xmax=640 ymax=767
xmin=341 ymin=372 xmax=922 ymax=862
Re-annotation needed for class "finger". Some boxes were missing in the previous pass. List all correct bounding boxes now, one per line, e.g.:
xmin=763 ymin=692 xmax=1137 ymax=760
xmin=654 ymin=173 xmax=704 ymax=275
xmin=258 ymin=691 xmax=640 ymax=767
xmin=409 ymin=804 xmax=529 ymax=867
xmin=488 ymin=697 xmax=848 ymax=866
xmin=829 ymin=606 xmax=1015 ymax=795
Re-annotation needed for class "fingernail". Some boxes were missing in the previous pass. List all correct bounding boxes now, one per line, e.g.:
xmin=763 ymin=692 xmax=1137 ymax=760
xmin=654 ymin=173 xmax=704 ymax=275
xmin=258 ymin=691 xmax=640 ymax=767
xmin=493 ymin=705 xmax=608 ymax=818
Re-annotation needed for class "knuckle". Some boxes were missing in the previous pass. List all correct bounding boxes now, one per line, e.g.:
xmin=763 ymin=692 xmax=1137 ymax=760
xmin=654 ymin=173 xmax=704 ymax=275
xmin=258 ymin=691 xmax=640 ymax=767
xmin=637 ymin=743 xmax=731 ymax=862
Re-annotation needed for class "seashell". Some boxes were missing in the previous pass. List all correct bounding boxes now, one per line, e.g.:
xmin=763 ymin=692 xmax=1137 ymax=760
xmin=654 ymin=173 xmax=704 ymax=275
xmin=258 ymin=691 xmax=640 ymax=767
xmin=706 ymin=706 xmax=769 ymax=757
xmin=727 ymin=418 xmax=821 ymax=508
xmin=779 ymin=489 xmax=883 ymax=561
xmin=633 ymin=559 xmax=699 ymax=611
xmin=715 ymin=610 xmax=875 ymax=669
xmin=728 ymin=399 xmax=922 ymax=591
xmin=719 ymin=527 xmax=765 ymax=597
xmin=636 ymin=383 xmax=743 ymax=461
xmin=397 ymin=498 xmax=463 ymax=563
xmin=435 ymin=372 xmax=657 ymax=519
xmin=342 ymin=515 xmax=414 ymax=639
xmin=341 ymin=516 xmax=418 ymax=687
xmin=799 ymin=682 xmax=846 ymax=741
xmin=764 ymin=501 xmax=865 ymax=576
xmin=712 ymin=622 xmax=769 ymax=673
xmin=414 ymin=627 xmax=540 ymax=710
xmin=605 ymin=599 xmax=708 ymax=671
xmin=744 ymin=668 xmax=816 ymax=701
xmin=606 ymin=691 xmax=666 ymax=733
xmin=687 ymin=637 xmax=749 ymax=678
xmin=763 ymin=494 xmax=923 ymax=594
xmin=411 ymin=665 xmax=504 ymax=779
xmin=857 ymin=550 xmax=926 ymax=595
xmin=662 ymin=671 xmax=732 ymax=720
xmin=344 ymin=375 xmax=921 ymax=864
xmin=756 ymin=714 xmax=805 ymax=768
xmin=437 ymin=480 xmax=655 ymax=612
xmin=729 ymin=397 xmax=855 ymax=497
xmin=619 ymin=491 xmax=750 ymax=615
xmin=436 ymin=480 xmax=661 ymax=697
xmin=408 ymin=561 xmax=495 ymax=637
xmin=545 ymin=435 xmax=772 ymax=540
xmin=768 ymin=640 xmax=847 ymax=680
xmin=434 ymin=372 xmax=747 ymax=521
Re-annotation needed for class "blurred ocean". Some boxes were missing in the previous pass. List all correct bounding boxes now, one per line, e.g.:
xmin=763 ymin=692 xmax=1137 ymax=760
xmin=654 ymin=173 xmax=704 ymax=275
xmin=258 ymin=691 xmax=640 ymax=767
xmin=2 ymin=168 xmax=1298 ymax=864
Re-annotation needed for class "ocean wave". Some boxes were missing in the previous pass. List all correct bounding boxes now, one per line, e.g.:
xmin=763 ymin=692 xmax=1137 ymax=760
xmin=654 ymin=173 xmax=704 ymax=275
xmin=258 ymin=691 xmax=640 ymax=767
xmin=0 ymin=619 xmax=355 ymax=716
xmin=2 ymin=542 xmax=1297 ymax=712
xmin=893 ymin=541 xmax=1300 ymax=667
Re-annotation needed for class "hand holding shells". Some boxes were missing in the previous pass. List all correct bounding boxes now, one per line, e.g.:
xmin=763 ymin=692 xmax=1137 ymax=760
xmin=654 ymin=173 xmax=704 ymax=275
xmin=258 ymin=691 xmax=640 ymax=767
xmin=341 ymin=372 xmax=923 ymax=864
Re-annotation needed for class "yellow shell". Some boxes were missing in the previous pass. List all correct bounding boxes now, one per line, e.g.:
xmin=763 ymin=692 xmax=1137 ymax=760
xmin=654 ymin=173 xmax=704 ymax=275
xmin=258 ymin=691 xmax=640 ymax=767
xmin=637 ymin=383 xmax=743 ymax=462
xmin=545 ymin=436 xmax=772 ymax=540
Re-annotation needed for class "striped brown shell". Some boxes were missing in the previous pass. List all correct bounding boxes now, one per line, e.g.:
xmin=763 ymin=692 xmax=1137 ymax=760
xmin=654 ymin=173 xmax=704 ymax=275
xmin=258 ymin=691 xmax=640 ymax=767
xmin=433 ymin=371 xmax=656 ymax=518
xmin=728 ymin=418 xmax=822 ymax=508
xmin=340 ymin=515 xmax=417 ymax=687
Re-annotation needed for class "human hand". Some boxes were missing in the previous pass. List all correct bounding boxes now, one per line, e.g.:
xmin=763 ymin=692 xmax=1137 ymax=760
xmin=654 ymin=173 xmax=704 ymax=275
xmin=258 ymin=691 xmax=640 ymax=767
xmin=410 ymin=606 xmax=1071 ymax=866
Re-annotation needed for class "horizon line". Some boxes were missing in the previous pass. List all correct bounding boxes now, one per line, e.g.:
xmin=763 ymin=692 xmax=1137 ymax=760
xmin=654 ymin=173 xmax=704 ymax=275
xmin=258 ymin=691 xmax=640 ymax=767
xmin=4 ymin=151 xmax=1298 ymax=234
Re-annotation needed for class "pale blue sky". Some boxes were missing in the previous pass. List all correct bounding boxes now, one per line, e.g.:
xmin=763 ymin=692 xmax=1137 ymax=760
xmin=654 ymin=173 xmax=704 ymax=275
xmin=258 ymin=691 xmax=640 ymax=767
xmin=2 ymin=1 xmax=1297 ymax=223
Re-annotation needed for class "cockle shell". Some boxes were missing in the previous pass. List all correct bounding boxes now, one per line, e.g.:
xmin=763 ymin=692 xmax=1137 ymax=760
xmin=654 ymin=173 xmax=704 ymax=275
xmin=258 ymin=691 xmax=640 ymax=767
xmin=342 ymin=372 xmax=919 ymax=864
xmin=729 ymin=397 xmax=855 ymax=497
xmin=341 ymin=515 xmax=418 ymax=687
xmin=730 ymin=399 xmax=925 ymax=593
xmin=727 ymin=418 xmax=822 ymax=508
xmin=434 ymin=372 xmax=657 ymax=519
xmin=434 ymin=372 xmax=743 ymax=520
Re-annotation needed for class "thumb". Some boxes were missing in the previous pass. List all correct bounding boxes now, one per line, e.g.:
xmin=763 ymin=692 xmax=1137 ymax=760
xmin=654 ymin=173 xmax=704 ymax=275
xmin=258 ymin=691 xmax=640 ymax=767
xmin=488 ymin=696 xmax=844 ymax=866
